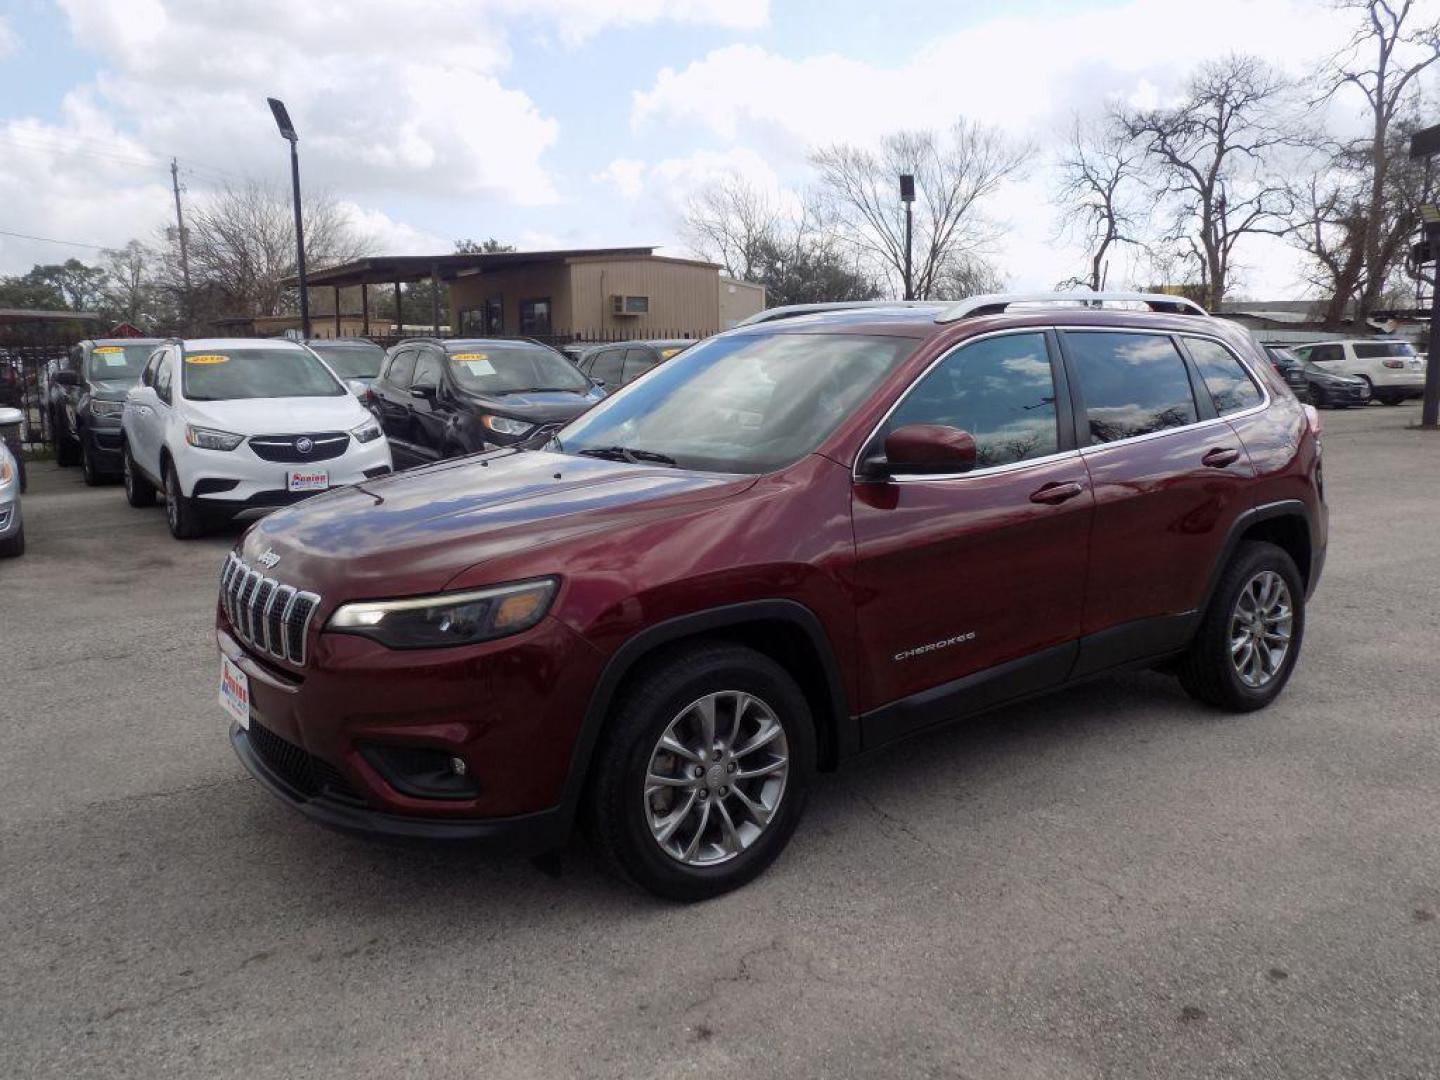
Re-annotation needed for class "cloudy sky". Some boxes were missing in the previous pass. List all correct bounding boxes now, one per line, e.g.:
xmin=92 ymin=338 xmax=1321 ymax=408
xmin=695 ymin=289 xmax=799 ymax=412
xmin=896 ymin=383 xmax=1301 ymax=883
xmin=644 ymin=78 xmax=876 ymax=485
xmin=0 ymin=0 xmax=1424 ymax=297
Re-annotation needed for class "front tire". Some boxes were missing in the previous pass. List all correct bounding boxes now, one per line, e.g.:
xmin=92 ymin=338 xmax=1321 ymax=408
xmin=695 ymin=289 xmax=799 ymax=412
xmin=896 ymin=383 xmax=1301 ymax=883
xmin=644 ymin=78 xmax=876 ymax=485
xmin=164 ymin=458 xmax=205 ymax=539
xmin=122 ymin=441 xmax=156 ymax=507
xmin=54 ymin=418 xmax=79 ymax=467
xmin=1178 ymin=541 xmax=1305 ymax=712
xmin=585 ymin=642 xmax=816 ymax=901
xmin=80 ymin=438 xmax=102 ymax=486
xmin=0 ymin=523 xmax=23 ymax=558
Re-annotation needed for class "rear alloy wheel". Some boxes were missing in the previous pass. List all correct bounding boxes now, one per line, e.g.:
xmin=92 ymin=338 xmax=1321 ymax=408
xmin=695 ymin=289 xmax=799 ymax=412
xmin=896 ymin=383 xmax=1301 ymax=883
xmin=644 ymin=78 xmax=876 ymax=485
xmin=586 ymin=642 xmax=815 ymax=901
xmin=122 ymin=442 xmax=156 ymax=507
xmin=1179 ymin=541 xmax=1305 ymax=711
xmin=164 ymin=459 xmax=205 ymax=539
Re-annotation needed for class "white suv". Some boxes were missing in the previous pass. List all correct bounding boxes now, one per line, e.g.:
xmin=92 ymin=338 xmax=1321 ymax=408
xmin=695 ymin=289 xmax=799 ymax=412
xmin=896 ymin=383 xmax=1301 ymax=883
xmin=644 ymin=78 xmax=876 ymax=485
xmin=121 ymin=338 xmax=393 ymax=538
xmin=1292 ymin=339 xmax=1426 ymax=405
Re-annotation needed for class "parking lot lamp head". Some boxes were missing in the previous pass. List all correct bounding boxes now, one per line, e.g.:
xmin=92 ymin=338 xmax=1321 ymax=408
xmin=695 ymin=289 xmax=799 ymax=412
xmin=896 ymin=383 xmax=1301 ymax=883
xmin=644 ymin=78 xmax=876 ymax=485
xmin=268 ymin=97 xmax=310 ymax=339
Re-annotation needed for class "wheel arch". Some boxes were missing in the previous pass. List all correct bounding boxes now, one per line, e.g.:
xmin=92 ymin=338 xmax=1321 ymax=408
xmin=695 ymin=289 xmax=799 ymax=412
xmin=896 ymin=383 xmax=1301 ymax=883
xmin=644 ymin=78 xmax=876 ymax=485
xmin=556 ymin=600 xmax=854 ymax=834
xmin=1203 ymin=500 xmax=1316 ymax=610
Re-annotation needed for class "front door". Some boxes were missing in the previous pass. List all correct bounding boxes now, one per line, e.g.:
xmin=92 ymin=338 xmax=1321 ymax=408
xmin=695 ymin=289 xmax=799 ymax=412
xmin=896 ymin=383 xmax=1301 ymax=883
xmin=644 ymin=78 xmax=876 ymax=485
xmin=408 ymin=348 xmax=449 ymax=461
xmin=852 ymin=329 xmax=1093 ymax=746
xmin=373 ymin=348 xmax=419 ymax=466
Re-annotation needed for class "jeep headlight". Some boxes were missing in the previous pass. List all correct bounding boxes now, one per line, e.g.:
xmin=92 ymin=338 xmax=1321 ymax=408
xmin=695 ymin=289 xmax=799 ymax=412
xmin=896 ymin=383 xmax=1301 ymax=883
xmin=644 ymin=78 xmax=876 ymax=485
xmin=90 ymin=399 xmax=125 ymax=420
xmin=481 ymin=414 xmax=533 ymax=437
xmin=185 ymin=424 xmax=244 ymax=451
xmin=327 ymin=578 xmax=557 ymax=649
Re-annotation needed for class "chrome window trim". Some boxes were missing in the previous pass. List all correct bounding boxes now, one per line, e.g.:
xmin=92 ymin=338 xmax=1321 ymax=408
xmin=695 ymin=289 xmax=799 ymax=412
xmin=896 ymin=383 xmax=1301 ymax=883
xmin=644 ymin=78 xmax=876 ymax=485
xmin=850 ymin=326 xmax=1067 ymax=484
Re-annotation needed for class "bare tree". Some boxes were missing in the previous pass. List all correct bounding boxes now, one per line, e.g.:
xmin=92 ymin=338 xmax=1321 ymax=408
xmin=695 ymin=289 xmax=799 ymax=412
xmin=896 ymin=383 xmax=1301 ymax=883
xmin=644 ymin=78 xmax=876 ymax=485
xmin=1308 ymin=0 xmax=1440 ymax=323
xmin=101 ymin=240 xmax=156 ymax=326
xmin=1053 ymin=115 xmax=1142 ymax=290
xmin=810 ymin=119 xmax=1028 ymax=299
xmin=1119 ymin=54 xmax=1298 ymax=309
xmin=161 ymin=180 xmax=370 ymax=323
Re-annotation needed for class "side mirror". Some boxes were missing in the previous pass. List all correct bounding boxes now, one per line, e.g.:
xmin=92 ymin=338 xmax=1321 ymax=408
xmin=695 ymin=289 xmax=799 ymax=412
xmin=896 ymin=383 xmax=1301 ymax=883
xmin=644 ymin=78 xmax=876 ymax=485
xmin=53 ymin=370 xmax=80 ymax=387
xmin=868 ymin=423 xmax=978 ymax=477
xmin=346 ymin=379 xmax=370 ymax=398
xmin=410 ymin=383 xmax=437 ymax=400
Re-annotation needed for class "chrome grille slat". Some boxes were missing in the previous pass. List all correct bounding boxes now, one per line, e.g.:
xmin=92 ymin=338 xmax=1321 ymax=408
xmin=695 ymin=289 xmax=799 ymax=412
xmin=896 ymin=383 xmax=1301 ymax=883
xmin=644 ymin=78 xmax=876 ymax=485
xmin=218 ymin=555 xmax=321 ymax=666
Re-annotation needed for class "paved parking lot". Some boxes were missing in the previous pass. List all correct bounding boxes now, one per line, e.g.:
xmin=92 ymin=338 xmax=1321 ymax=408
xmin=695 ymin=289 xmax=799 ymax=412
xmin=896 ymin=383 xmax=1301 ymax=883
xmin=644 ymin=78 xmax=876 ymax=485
xmin=2 ymin=404 xmax=1438 ymax=1079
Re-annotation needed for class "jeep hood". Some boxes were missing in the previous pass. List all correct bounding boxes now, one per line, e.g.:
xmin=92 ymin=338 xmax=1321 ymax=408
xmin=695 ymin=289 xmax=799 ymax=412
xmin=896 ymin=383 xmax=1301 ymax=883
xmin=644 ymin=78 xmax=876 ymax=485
xmin=241 ymin=449 xmax=753 ymax=599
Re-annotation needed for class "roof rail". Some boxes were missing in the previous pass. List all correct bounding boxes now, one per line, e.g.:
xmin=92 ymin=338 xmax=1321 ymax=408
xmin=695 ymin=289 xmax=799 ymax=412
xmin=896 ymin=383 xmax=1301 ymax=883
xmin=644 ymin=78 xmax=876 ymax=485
xmin=936 ymin=291 xmax=1210 ymax=323
xmin=733 ymin=300 xmax=942 ymax=328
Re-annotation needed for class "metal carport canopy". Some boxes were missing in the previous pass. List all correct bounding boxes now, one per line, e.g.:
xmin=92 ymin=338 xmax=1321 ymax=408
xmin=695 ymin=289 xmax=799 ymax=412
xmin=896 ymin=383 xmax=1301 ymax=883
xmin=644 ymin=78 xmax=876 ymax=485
xmin=278 ymin=247 xmax=659 ymax=288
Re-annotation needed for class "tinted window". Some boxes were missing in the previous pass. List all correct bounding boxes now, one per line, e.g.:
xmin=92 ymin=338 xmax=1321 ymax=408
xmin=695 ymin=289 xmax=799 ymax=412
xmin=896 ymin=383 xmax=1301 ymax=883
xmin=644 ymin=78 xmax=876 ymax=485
xmin=519 ymin=299 xmax=551 ymax=334
xmin=181 ymin=347 xmax=345 ymax=401
xmin=590 ymin=349 xmax=624 ymax=387
xmin=154 ymin=352 xmax=174 ymax=405
xmin=309 ymin=342 xmax=385 ymax=379
xmin=883 ymin=332 xmax=1058 ymax=469
xmin=387 ymin=349 xmax=417 ymax=388
xmin=1185 ymin=338 xmax=1262 ymax=415
xmin=556 ymin=333 xmax=916 ymax=475
xmin=622 ymin=347 xmax=658 ymax=384
xmin=412 ymin=350 xmax=445 ymax=390
xmin=1307 ymin=344 xmax=1343 ymax=364
xmin=447 ymin=344 xmax=589 ymax=394
xmin=1067 ymin=332 xmax=1197 ymax=443
xmin=1353 ymin=341 xmax=1415 ymax=359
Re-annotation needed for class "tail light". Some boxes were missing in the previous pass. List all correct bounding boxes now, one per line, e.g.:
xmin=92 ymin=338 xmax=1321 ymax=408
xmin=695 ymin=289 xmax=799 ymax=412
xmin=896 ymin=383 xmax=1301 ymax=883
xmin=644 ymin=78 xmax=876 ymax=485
xmin=1382 ymin=359 xmax=1406 ymax=369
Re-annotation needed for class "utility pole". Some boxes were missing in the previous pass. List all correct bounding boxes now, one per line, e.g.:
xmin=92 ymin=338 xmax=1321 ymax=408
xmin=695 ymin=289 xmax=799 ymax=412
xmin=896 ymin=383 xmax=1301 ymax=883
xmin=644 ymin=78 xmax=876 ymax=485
xmin=1409 ymin=125 xmax=1440 ymax=428
xmin=170 ymin=158 xmax=192 ymax=331
xmin=899 ymin=174 xmax=915 ymax=301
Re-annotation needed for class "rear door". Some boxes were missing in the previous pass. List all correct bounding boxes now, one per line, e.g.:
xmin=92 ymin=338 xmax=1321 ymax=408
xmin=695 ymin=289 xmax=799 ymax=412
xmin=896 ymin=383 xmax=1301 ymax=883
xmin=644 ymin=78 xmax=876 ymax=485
xmin=374 ymin=348 xmax=419 ymax=465
xmin=851 ymin=329 xmax=1093 ymax=743
xmin=1061 ymin=328 xmax=1256 ymax=673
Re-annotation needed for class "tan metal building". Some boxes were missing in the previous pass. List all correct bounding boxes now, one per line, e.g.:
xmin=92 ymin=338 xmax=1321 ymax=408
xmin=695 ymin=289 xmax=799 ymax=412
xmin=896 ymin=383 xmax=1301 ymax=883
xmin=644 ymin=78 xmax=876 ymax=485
xmin=283 ymin=247 xmax=765 ymax=341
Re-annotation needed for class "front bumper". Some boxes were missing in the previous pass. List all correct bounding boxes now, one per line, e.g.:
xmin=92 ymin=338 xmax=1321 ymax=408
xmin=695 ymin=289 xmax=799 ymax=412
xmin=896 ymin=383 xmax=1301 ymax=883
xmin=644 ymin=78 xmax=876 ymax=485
xmin=83 ymin=424 xmax=125 ymax=471
xmin=184 ymin=438 xmax=394 ymax=517
xmin=0 ymin=494 xmax=20 ymax=539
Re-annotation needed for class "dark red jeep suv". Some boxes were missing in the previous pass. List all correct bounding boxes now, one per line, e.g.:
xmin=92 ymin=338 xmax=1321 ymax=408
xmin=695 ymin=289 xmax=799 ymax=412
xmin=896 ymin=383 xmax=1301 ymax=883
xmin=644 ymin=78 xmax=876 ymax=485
xmin=217 ymin=293 xmax=1326 ymax=900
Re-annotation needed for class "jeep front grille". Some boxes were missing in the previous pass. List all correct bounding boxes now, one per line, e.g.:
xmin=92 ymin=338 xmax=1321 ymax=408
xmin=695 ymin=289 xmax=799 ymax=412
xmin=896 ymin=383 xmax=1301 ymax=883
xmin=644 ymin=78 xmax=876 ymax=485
xmin=219 ymin=553 xmax=320 ymax=666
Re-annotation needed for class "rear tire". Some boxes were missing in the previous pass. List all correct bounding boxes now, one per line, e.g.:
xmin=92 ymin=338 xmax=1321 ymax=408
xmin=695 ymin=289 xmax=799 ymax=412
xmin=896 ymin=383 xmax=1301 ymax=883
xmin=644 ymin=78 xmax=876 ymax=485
xmin=585 ymin=642 xmax=815 ymax=902
xmin=122 ymin=441 xmax=156 ymax=507
xmin=0 ymin=523 xmax=23 ymax=558
xmin=54 ymin=427 xmax=79 ymax=467
xmin=164 ymin=458 xmax=205 ymax=539
xmin=1381 ymin=396 xmax=1406 ymax=406
xmin=1178 ymin=541 xmax=1305 ymax=712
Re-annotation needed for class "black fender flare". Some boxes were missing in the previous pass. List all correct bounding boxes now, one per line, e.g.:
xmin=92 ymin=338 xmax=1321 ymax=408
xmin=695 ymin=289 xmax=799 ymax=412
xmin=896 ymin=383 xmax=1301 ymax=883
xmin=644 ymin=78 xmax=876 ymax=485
xmin=1201 ymin=499 xmax=1317 ymax=611
xmin=552 ymin=598 xmax=854 ymax=832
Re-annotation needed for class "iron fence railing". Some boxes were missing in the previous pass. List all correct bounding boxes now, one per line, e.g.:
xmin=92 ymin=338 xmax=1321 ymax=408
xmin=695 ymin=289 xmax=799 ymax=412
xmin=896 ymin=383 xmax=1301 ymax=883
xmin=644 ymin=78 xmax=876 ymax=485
xmin=0 ymin=345 xmax=66 ymax=453
xmin=360 ymin=329 xmax=714 ymax=351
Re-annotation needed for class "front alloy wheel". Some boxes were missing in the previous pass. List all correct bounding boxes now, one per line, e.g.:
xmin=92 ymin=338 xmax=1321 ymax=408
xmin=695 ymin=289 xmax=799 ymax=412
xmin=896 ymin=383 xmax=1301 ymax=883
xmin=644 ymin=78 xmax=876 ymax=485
xmin=644 ymin=691 xmax=790 ymax=867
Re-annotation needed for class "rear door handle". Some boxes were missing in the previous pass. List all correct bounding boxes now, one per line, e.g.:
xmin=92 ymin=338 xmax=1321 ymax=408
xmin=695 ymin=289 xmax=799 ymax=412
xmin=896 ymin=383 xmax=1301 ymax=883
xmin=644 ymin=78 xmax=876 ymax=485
xmin=1202 ymin=447 xmax=1241 ymax=469
xmin=1029 ymin=481 xmax=1085 ymax=505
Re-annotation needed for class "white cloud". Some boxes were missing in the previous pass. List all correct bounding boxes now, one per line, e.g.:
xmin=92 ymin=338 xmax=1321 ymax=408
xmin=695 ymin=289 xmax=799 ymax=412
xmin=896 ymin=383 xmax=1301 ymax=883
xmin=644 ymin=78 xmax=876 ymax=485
xmin=336 ymin=203 xmax=448 ymax=256
xmin=592 ymin=158 xmax=648 ymax=199
xmin=0 ymin=16 xmax=18 ymax=59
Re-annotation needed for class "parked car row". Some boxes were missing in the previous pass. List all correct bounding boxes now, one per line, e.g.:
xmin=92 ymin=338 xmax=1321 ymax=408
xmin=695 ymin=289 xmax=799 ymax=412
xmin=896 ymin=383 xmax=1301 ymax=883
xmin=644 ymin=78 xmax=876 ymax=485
xmin=0 ymin=406 xmax=25 ymax=557
xmin=1261 ymin=338 xmax=1427 ymax=407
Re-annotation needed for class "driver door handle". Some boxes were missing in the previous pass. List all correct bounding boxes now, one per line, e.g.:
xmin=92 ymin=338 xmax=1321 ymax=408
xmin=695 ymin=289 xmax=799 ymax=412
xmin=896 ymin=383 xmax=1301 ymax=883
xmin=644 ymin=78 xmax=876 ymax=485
xmin=1029 ymin=481 xmax=1085 ymax=505
xmin=1202 ymin=447 xmax=1241 ymax=469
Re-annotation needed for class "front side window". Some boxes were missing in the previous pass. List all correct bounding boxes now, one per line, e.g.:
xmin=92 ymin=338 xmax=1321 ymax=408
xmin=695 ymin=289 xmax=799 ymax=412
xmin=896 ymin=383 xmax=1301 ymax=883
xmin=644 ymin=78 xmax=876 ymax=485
xmin=154 ymin=351 xmax=174 ymax=405
xmin=1307 ymin=344 xmax=1343 ymax=364
xmin=881 ymin=332 xmax=1059 ymax=470
xmin=1353 ymin=341 xmax=1415 ymax=359
xmin=411 ymin=351 xmax=445 ymax=390
xmin=446 ymin=344 xmax=589 ymax=395
xmin=1066 ymin=332 xmax=1198 ymax=444
xmin=519 ymin=299 xmax=551 ymax=335
xmin=181 ymin=347 xmax=345 ymax=401
xmin=386 ymin=348 xmax=417 ymax=388
xmin=1185 ymin=337 xmax=1262 ymax=415
xmin=556 ymin=332 xmax=917 ymax=474
xmin=590 ymin=349 xmax=624 ymax=387
xmin=622 ymin=347 xmax=658 ymax=384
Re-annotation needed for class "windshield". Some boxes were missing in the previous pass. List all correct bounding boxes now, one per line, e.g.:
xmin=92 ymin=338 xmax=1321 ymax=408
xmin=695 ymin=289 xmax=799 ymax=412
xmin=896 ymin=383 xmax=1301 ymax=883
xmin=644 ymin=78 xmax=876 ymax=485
xmin=87 ymin=344 xmax=154 ymax=381
xmin=554 ymin=332 xmax=917 ymax=474
xmin=1353 ymin=341 xmax=1415 ymax=359
xmin=446 ymin=345 xmax=590 ymax=395
xmin=308 ymin=342 xmax=385 ymax=379
xmin=181 ymin=347 xmax=346 ymax=401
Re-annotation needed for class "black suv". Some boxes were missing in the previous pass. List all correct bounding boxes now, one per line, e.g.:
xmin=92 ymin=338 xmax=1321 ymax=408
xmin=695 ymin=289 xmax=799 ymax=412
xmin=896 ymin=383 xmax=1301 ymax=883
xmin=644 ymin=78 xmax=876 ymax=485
xmin=1263 ymin=345 xmax=1370 ymax=409
xmin=575 ymin=339 xmax=693 ymax=390
xmin=49 ymin=338 xmax=163 ymax=483
xmin=370 ymin=338 xmax=604 ymax=468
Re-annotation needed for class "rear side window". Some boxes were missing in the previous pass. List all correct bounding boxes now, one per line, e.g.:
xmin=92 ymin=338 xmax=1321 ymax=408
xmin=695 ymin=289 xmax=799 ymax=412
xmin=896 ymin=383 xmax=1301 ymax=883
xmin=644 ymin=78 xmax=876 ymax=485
xmin=386 ymin=349 xmax=417 ymax=388
xmin=1353 ymin=341 xmax=1415 ymax=359
xmin=1185 ymin=338 xmax=1262 ymax=415
xmin=1066 ymin=332 xmax=1197 ymax=444
xmin=884 ymin=332 xmax=1059 ymax=469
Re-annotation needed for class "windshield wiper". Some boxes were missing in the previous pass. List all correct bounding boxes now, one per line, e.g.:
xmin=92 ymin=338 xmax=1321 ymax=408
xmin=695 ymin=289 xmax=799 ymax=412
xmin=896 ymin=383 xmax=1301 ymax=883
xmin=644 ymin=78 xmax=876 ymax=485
xmin=575 ymin=446 xmax=678 ymax=466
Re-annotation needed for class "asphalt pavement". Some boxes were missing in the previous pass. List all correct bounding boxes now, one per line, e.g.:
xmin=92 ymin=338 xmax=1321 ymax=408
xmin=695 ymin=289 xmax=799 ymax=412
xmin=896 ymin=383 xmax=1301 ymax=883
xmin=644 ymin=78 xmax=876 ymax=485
xmin=2 ymin=403 xmax=1438 ymax=1079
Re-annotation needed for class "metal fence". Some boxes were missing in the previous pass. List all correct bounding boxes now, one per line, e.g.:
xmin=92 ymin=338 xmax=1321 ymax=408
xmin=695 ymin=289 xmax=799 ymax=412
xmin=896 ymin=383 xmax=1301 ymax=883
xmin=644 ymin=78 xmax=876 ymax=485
xmin=0 ymin=345 xmax=66 ymax=452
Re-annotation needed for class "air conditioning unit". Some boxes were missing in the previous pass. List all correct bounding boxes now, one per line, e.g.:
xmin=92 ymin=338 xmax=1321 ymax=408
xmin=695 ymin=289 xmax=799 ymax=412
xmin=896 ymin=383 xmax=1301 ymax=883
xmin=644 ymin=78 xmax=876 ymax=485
xmin=611 ymin=294 xmax=649 ymax=316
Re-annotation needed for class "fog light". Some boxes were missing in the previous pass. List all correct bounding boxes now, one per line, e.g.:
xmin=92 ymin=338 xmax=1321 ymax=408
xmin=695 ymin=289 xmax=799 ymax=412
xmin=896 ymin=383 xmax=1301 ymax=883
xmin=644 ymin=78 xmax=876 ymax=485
xmin=359 ymin=744 xmax=480 ymax=800
xmin=450 ymin=756 xmax=467 ymax=776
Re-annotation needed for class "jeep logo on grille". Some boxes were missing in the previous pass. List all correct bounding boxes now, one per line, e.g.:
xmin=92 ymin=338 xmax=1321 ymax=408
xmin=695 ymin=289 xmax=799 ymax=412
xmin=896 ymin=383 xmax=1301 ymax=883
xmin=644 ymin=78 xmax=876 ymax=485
xmin=295 ymin=436 xmax=314 ymax=454
xmin=258 ymin=548 xmax=281 ymax=569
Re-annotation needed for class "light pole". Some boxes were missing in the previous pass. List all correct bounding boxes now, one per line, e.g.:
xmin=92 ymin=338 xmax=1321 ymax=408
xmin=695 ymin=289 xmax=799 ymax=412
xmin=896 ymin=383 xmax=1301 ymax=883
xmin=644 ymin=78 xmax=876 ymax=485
xmin=899 ymin=173 xmax=915 ymax=301
xmin=268 ymin=97 xmax=310 ymax=339
xmin=1409 ymin=125 xmax=1440 ymax=428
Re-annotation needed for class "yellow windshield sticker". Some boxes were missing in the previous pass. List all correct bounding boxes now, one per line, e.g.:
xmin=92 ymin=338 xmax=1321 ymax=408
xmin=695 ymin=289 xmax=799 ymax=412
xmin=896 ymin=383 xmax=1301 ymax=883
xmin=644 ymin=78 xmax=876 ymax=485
xmin=94 ymin=345 xmax=123 ymax=354
xmin=185 ymin=353 xmax=230 ymax=365
xmin=659 ymin=347 xmax=684 ymax=359
xmin=451 ymin=352 xmax=489 ymax=361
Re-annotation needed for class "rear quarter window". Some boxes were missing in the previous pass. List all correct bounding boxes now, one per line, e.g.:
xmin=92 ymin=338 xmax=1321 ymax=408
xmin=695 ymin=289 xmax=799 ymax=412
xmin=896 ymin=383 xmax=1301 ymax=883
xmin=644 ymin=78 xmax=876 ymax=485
xmin=1184 ymin=337 xmax=1263 ymax=415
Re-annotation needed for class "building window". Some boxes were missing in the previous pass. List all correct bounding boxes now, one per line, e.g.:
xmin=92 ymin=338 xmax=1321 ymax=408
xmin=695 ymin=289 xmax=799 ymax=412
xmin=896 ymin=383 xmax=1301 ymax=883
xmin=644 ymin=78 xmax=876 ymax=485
xmin=458 ymin=307 xmax=485 ymax=335
xmin=519 ymin=298 xmax=551 ymax=335
xmin=485 ymin=296 xmax=503 ymax=334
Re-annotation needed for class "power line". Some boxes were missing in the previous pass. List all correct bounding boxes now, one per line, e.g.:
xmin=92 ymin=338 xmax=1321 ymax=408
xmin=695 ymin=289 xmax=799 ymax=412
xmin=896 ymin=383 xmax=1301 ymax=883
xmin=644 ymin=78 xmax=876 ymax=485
xmin=0 ymin=227 xmax=119 ymax=251
xmin=0 ymin=132 xmax=170 ymax=172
